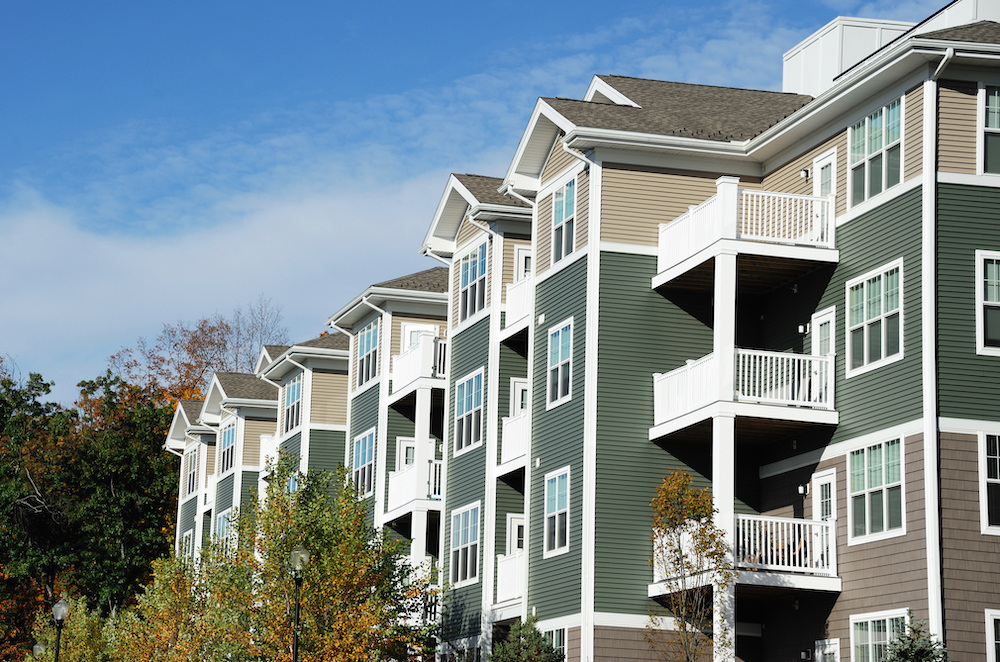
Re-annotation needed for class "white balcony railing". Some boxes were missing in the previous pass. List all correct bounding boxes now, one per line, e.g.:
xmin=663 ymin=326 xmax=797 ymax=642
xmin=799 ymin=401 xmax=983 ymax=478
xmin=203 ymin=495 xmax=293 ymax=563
xmin=504 ymin=276 xmax=532 ymax=328
xmin=657 ymin=178 xmax=835 ymax=274
xmin=387 ymin=459 xmax=443 ymax=512
xmin=495 ymin=550 xmax=524 ymax=603
xmin=391 ymin=334 xmax=447 ymax=393
xmin=500 ymin=412 xmax=529 ymax=464
xmin=652 ymin=349 xmax=834 ymax=425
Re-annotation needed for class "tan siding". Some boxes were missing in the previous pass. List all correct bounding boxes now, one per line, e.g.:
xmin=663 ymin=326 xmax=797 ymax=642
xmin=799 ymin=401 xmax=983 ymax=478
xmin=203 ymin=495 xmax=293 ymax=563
xmin=537 ymin=194 xmax=553 ymax=276
xmin=567 ymin=626 xmax=581 ymax=662
xmin=244 ymin=418 xmax=274 ymax=466
xmin=390 ymin=314 xmax=447 ymax=358
xmin=310 ymin=370 xmax=348 ymax=425
xmin=904 ymin=84 xmax=924 ymax=181
xmin=541 ymin=133 xmax=574 ymax=185
xmin=204 ymin=444 xmax=215 ymax=485
xmin=594 ymin=625 xmax=683 ymax=661
xmin=762 ymin=130 xmax=848 ymax=218
xmin=938 ymin=79 xmax=977 ymax=175
xmin=600 ymin=166 xmax=721 ymax=246
xmin=456 ymin=213 xmax=482 ymax=248
xmin=576 ymin=169 xmax=589 ymax=252
xmin=501 ymin=236 xmax=531 ymax=304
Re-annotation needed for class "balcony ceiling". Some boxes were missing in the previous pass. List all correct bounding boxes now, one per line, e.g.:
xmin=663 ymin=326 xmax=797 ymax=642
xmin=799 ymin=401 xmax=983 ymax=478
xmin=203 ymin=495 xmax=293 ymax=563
xmin=656 ymin=254 xmax=830 ymax=297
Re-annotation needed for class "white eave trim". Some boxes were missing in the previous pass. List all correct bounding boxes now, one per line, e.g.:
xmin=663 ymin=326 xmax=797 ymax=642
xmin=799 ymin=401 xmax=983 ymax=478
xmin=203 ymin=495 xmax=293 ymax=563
xmin=261 ymin=346 xmax=350 ymax=380
xmin=503 ymin=99 xmax=576 ymax=189
xmin=220 ymin=397 xmax=278 ymax=409
xmin=327 ymin=288 xmax=449 ymax=329
xmin=584 ymin=75 xmax=640 ymax=107
xmin=565 ymin=126 xmax=749 ymax=156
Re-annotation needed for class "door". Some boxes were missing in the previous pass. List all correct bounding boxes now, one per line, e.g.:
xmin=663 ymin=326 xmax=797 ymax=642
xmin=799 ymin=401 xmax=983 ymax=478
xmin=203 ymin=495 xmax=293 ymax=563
xmin=506 ymin=514 xmax=525 ymax=556
xmin=400 ymin=322 xmax=438 ymax=350
xmin=811 ymin=469 xmax=836 ymax=571
xmin=397 ymin=438 xmax=416 ymax=472
xmin=809 ymin=307 xmax=836 ymax=404
xmin=510 ymin=378 xmax=529 ymax=418
xmin=515 ymin=246 xmax=533 ymax=281
xmin=813 ymin=150 xmax=837 ymax=240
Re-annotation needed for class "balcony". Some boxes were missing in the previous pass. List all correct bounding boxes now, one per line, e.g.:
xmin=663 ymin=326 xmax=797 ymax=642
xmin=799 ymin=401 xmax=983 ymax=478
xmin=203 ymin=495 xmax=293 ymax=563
xmin=653 ymin=178 xmax=837 ymax=291
xmin=495 ymin=550 xmax=524 ymax=603
xmin=651 ymin=349 xmax=836 ymax=437
xmin=504 ymin=276 xmax=532 ymax=330
xmin=391 ymin=334 xmax=447 ymax=394
xmin=387 ymin=459 xmax=443 ymax=513
xmin=500 ymin=412 xmax=528 ymax=466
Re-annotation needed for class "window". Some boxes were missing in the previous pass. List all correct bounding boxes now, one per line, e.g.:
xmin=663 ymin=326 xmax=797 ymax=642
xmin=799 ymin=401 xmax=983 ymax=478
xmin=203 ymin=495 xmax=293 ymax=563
xmin=847 ymin=261 xmax=902 ymax=375
xmin=981 ymin=433 xmax=1000 ymax=532
xmin=977 ymin=251 xmax=1000 ymax=355
xmin=552 ymin=179 xmax=576 ymax=262
xmin=850 ymin=610 xmax=906 ymax=662
xmin=219 ymin=423 xmax=236 ymax=474
xmin=180 ymin=529 xmax=194 ymax=561
xmin=455 ymin=370 xmax=483 ymax=453
xmin=849 ymin=440 xmax=903 ymax=541
xmin=986 ymin=609 xmax=1000 ymax=662
xmin=547 ymin=320 xmax=572 ymax=406
xmin=450 ymin=503 xmax=480 ymax=586
xmin=816 ymin=638 xmax=840 ymax=662
xmin=216 ymin=508 xmax=234 ymax=551
xmin=984 ymin=86 xmax=1000 ymax=174
xmin=850 ymin=98 xmax=902 ymax=205
xmin=544 ymin=468 xmax=570 ymax=556
xmin=282 ymin=373 xmax=302 ymax=433
xmin=353 ymin=429 xmax=376 ymax=497
xmin=460 ymin=243 xmax=487 ymax=321
xmin=184 ymin=447 xmax=198 ymax=497
xmin=545 ymin=629 xmax=567 ymax=658
xmin=357 ymin=320 xmax=379 ymax=387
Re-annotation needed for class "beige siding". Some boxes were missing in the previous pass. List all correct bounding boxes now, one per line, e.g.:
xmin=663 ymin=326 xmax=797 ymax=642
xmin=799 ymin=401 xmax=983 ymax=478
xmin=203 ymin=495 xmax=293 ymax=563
xmin=576 ymin=169 xmax=589 ymax=253
xmin=244 ymin=418 xmax=274 ymax=466
xmin=310 ymin=370 xmax=348 ymax=425
xmin=390 ymin=314 xmax=447 ymax=358
xmin=501 ymin=236 xmax=531 ymax=303
xmin=540 ymin=133 xmax=574 ymax=186
xmin=595 ymin=626 xmax=681 ymax=661
xmin=536 ymin=194 xmax=553 ymax=276
xmin=456 ymin=213 xmax=483 ymax=248
xmin=204 ymin=443 xmax=216 ymax=484
xmin=600 ymin=165 xmax=722 ymax=246
xmin=762 ymin=130 xmax=849 ymax=218
xmin=904 ymin=84 xmax=924 ymax=181
xmin=938 ymin=79 xmax=977 ymax=175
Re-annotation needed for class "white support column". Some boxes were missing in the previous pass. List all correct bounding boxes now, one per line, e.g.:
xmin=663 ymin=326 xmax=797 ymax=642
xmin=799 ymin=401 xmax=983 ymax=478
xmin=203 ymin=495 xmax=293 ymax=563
xmin=715 ymin=176 xmax=741 ymax=240
xmin=714 ymin=250 xmax=738 ymax=403
xmin=411 ymin=509 xmax=428 ymax=567
xmin=712 ymin=413 xmax=736 ymax=662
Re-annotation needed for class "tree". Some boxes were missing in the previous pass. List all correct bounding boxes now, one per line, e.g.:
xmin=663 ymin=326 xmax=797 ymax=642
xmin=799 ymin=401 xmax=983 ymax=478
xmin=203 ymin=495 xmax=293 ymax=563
xmin=489 ymin=616 xmax=563 ymax=662
xmin=646 ymin=470 xmax=736 ymax=662
xmin=110 ymin=295 xmax=289 ymax=401
xmin=883 ymin=612 xmax=948 ymax=662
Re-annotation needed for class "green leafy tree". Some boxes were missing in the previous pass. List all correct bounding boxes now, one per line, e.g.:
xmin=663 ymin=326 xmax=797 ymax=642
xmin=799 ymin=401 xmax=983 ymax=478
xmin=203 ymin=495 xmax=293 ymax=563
xmin=489 ymin=616 xmax=563 ymax=662
xmin=883 ymin=612 xmax=948 ymax=662
xmin=25 ymin=595 xmax=112 ymax=662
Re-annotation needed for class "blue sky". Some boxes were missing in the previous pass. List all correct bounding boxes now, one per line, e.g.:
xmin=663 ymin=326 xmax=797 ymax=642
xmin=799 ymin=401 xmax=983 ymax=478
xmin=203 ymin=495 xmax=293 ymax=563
xmin=0 ymin=0 xmax=944 ymax=404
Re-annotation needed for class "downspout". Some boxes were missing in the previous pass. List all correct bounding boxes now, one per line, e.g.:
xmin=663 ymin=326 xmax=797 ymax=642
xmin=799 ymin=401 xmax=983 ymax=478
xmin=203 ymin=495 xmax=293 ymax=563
xmin=360 ymin=295 xmax=387 ymax=317
xmin=467 ymin=216 xmax=498 ymax=238
xmin=164 ymin=445 xmax=183 ymax=458
xmin=504 ymin=184 xmax=536 ymax=208
xmin=422 ymin=247 xmax=451 ymax=266
xmin=931 ymin=47 xmax=955 ymax=82
xmin=561 ymin=141 xmax=596 ymax=168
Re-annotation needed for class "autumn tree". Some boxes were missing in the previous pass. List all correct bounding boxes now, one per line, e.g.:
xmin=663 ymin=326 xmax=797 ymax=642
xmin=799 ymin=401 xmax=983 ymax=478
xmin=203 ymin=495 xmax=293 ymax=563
xmin=646 ymin=470 xmax=736 ymax=662
xmin=489 ymin=616 xmax=563 ymax=662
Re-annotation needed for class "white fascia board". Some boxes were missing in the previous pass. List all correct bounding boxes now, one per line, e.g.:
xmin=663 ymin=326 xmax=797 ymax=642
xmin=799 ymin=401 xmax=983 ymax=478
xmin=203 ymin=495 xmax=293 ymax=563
xmin=565 ymin=127 xmax=749 ymax=158
xmin=262 ymin=347 xmax=349 ymax=381
xmin=166 ymin=404 xmax=192 ymax=445
xmin=470 ymin=203 xmax=533 ymax=224
xmin=584 ymin=75 xmax=640 ymax=106
xmin=328 ymin=288 xmax=448 ymax=329
xmin=503 ymin=99 xmax=575 ymax=191
xmin=422 ymin=174 xmax=472 ymax=255
xmin=220 ymin=398 xmax=277 ymax=409
xmin=201 ymin=374 xmax=226 ymax=419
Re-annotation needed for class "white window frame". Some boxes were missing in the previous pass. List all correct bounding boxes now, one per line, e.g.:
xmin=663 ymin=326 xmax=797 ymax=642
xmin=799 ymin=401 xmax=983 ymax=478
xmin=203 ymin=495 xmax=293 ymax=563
xmin=976 ymin=250 xmax=1000 ymax=356
xmin=283 ymin=372 xmax=303 ymax=433
xmin=812 ymin=467 xmax=838 ymax=568
xmin=454 ymin=368 xmax=484 ymax=455
xmin=986 ymin=608 xmax=1000 ymax=662
xmin=848 ymin=96 xmax=903 ymax=207
xmin=400 ymin=322 xmax=438 ymax=351
xmin=845 ymin=260 xmax=903 ymax=378
xmin=816 ymin=637 xmax=840 ymax=662
xmin=219 ymin=421 xmax=237 ymax=475
xmin=515 ymin=245 xmax=533 ymax=281
xmin=357 ymin=319 xmax=379 ymax=388
xmin=552 ymin=178 xmax=576 ymax=264
xmin=180 ymin=529 xmax=194 ymax=561
xmin=184 ymin=446 xmax=199 ymax=497
xmin=396 ymin=437 xmax=417 ymax=472
xmin=979 ymin=83 xmax=1000 ymax=176
xmin=352 ymin=428 xmax=376 ymax=498
xmin=505 ymin=513 xmax=525 ymax=556
xmin=459 ymin=242 xmax=488 ymax=322
xmin=979 ymin=432 xmax=1000 ymax=535
xmin=215 ymin=508 xmax=234 ymax=550
xmin=450 ymin=501 xmax=481 ymax=588
xmin=545 ymin=628 xmax=567 ymax=659
xmin=849 ymin=609 xmax=907 ymax=662
xmin=543 ymin=467 xmax=570 ymax=558
xmin=847 ymin=439 xmax=905 ymax=545
xmin=546 ymin=318 xmax=573 ymax=409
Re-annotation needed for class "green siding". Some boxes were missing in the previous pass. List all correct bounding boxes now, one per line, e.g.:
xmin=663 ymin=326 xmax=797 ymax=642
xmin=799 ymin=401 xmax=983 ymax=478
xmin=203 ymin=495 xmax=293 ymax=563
xmin=280 ymin=431 xmax=301 ymax=461
xmin=240 ymin=471 xmax=258 ymax=512
xmin=216 ymin=473 xmax=235 ymax=513
xmin=497 ymin=341 xmax=528 ymax=463
xmin=350 ymin=384 xmax=380 ymax=439
xmin=528 ymin=256 xmax=587 ymax=620
xmin=308 ymin=429 xmax=346 ymax=472
xmin=494 ymin=478 xmax=524 ymax=603
xmin=386 ymin=407 xmax=415 ymax=506
xmin=938 ymin=183 xmax=1000 ymax=419
xmin=201 ymin=512 xmax=211 ymax=546
xmin=179 ymin=495 xmax=197 ymax=537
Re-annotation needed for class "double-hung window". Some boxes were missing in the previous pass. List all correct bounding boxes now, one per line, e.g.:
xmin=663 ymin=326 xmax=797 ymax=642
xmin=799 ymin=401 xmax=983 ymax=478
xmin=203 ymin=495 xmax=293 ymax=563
xmin=219 ymin=423 xmax=236 ymax=474
xmin=357 ymin=320 xmax=379 ymax=387
xmin=553 ymin=179 xmax=576 ymax=263
xmin=460 ymin=243 xmax=487 ymax=321
xmin=353 ymin=429 xmax=375 ymax=497
xmin=216 ymin=508 xmax=234 ymax=551
xmin=984 ymin=86 xmax=1000 ymax=174
xmin=455 ymin=370 xmax=483 ymax=453
xmin=544 ymin=468 xmax=570 ymax=556
xmin=545 ymin=629 xmax=567 ymax=658
xmin=850 ymin=98 xmax=902 ymax=206
xmin=180 ymin=530 xmax=194 ymax=561
xmin=849 ymin=440 xmax=903 ymax=542
xmin=851 ymin=610 xmax=906 ymax=662
xmin=976 ymin=251 xmax=1000 ymax=355
xmin=547 ymin=319 xmax=572 ymax=407
xmin=981 ymin=433 xmax=1000 ymax=531
xmin=847 ymin=261 xmax=902 ymax=375
xmin=450 ymin=502 xmax=480 ymax=586
xmin=283 ymin=373 xmax=302 ymax=433
xmin=185 ymin=447 xmax=198 ymax=497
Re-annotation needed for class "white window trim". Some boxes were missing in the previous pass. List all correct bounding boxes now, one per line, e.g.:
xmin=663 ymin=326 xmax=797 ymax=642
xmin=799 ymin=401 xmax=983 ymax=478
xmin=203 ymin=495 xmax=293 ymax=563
xmin=396 ymin=437 xmax=417 ymax=472
xmin=546 ymin=318 xmax=574 ymax=410
xmin=180 ymin=529 xmax=194 ymax=560
xmin=282 ymin=372 xmax=303 ymax=434
xmin=543 ymin=466 xmax=571 ymax=558
xmin=845 ymin=259 xmax=904 ymax=378
xmin=399 ymin=322 xmax=438 ymax=352
xmin=215 ymin=507 xmax=234 ymax=549
xmin=986 ymin=608 xmax=1000 ymax=662
xmin=454 ymin=367 xmax=485 ymax=457
xmin=849 ymin=608 xmax=908 ymax=662
xmin=352 ymin=427 xmax=376 ymax=499
xmin=978 ymin=82 xmax=1000 ymax=177
xmin=184 ymin=446 xmax=199 ymax=498
xmin=545 ymin=628 xmax=568 ymax=659
xmin=976 ymin=250 xmax=1000 ymax=356
xmin=505 ymin=512 xmax=526 ymax=556
xmin=551 ymin=177 xmax=577 ymax=265
xmin=846 ymin=439 xmax=906 ymax=546
xmin=458 ymin=241 xmax=489 ymax=323
xmin=847 ymin=95 xmax=904 ymax=209
xmin=356 ymin=319 xmax=380 ymax=389
xmin=219 ymin=420 xmax=238 ymax=476
xmin=450 ymin=501 xmax=481 ymax=588
xmin=979 ymin=431 xmax=1000 ymax=535
xmin=514 ymin=245 xmax=533 ymax=281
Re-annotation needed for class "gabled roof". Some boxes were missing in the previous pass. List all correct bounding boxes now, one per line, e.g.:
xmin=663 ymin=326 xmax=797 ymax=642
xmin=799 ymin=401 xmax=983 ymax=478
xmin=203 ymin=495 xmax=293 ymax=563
xmin=917 ymin=20 xmax=1000 ymax=43
xmin=164 ymin=398 xmax=208 ymax=452
xmin=215 ymin=372 xmax=277 ymax=402
xmin=422 ymin=174 xmax=532 ymax=256
xmin=295 ymin=333 xmax=350 ymax=350
xmin=453 ymin=174 xmax=530 ymax=208
xmin=373 ymin=267 xmax=449 ymax=292
xmin=179 ymin=399 xmax=203 ymax=423
xmin=328 ymin=267 xmax=450 ymax=330
xmin=254 ymin=344 xmax=290 ymax=375
xmin=260 ymin=333 xmax=351 ymax=381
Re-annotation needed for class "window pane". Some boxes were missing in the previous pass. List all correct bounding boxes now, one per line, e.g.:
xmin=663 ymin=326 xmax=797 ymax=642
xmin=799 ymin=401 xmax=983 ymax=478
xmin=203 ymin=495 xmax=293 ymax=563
xmin=885 ymin=313 xmax=900 ymax=357
xmin=553 ymin=189 xmax=564 ymax=225
xmin=851 ymin=451 xmax=866 ymax=492
xmin=870 ymin=490 xmax=884 ymax=533
xmin=989 ymin=483 xmax=1000 ymax=526
xmin=564 ymin=180 xmax=575 ymax=218
xmin=886 ymin=144 xmax=901 ymax=188
xmin=851 ymin=121 xmax=866 ymax=164
xmin=851 ymin=327 xmax=864 ymax=369
xmin=558 ymin=473 xmax=568 ymax=510
xmin=986 ymin=306 xmax=1000 ymax=346
xmin=853 ymin=494 xmax=867 ymax=536
xmin=885 ymin=100 xmax=901 ymax=143
xmin=868 ymin=445 xmax=883 ymax=488
xmin=868 ymin=109 xmax=883 ymax=153
xmin=987 ymin=133 xmax=1000 ymax=174
xmin=852 ymin=165 xmax=866 ymax=205
xmin=986 ymin=260 xmax=1000 ymax=301
xmin=887 ymin=485 xmax=902 ymax=529
xmin=549 ymin=332 xmax=560 ymax=367
xmin=987 ymin=86 xmax=1000 ymax=129
xmin=868 ymin=153 xmax=883 ymax=197
xmin=560 ymin=325 xmax=571 ymax=358
xmin=885 ymin=268 xmax=900 ymax=311
xmin=886 ymin=440 xmax=901 ymax=483
xmin=546 ymin=477 xmax=556 ymax=513
xmin=867 ymin=276 xmax=882 ymax=319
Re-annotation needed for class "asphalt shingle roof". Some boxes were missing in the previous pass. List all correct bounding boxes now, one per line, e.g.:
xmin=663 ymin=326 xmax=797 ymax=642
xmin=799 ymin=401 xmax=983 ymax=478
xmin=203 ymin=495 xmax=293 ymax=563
xmin=295 ymin=333 xmax=350 ymax=351
xmin=546 ymin=76 xmax=813 ymax=142
xmin=216 ymin=372 xmax=277 ymax=401
xmin=453 ymin=173 xmax=530 ymax=208
xmin=263 ymin=344 xmax=289 ymax=361
xmin=918 ymin=20 xmax=1000 ymax=44
xmin=372 ymin=266 xmax=449 ymax=293
xmin=179 ymin=399 xmax=203 ymax=423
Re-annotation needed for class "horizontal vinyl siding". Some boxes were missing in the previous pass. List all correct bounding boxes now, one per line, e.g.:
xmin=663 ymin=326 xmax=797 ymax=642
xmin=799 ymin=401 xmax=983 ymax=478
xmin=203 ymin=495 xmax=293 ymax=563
xmin=349 ymin=381 xmax=380 ymax=439
xmin=904 ymin=84 xmax=924 ymax=182
xmin=179 ymin=496 xmax=197 ymax=538
xmin=216 ymin=473 xmax=235 ymax=513
xmin=937 ymin=184 xmax=1000 ymax=419
xmin=762 ymin=131 xmax=849 ymax=218
xmin=497 ymin=342 xmax=528 ymax=465
xmin=529 ymin=256 xmax=587 ymax=619
xmin=576 ymin=169 xmax=590 ymax=254
xmin=494 ymin=479 xmax=524 ymax=603
xmin=938 ymin=79 xmax=977 ymax=175
xmin=204 ymin=443 xmax=216 ymax=484
xmin=537 ymin=194 xmax=553 ymax=276
xmin=595 ymin=251 xmax=714 ymax=614
xmin=240 ymin=471 xmax=258 ymax=513
xmin=501 ymin=235 xmax=530 ymax=304
xmin=244 ymin=418 xmax=273 ymax=466
xmin=391 ymin=314 xmax=447 ymax=360
xmin=541 ymin=134 xmax=574 ymax=185
xmin=457 ymin=214 xmax=482 ymax=248
xmin=310 ymin=370 xmax=348 ymax=425
xmin=385 ymin=406 xmax=414 ymax=507
xmin=279 ymin=432 xmax=301 ymax=461
xmin=308 ymin=429 xmax=345 ymax=472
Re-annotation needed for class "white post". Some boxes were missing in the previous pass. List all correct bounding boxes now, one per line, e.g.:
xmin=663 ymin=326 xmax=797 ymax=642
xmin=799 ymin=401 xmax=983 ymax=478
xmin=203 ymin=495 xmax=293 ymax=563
xmin=714 ymin=250 xmax=738 ymax=402
xmin=715 ymin=176 xmax=741 ymax=240
xmin=713 ymin=413 xmax=736 ymax=662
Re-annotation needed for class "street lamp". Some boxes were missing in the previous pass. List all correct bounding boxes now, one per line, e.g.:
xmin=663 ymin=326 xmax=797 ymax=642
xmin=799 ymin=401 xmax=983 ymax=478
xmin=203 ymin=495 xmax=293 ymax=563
xmin=290 ymin=545 xmax=309 ymax=662
xmin=52 ymin=598 xmax=69 ymax=662
xmin=31 ymin=642 xmax=45 ymax=658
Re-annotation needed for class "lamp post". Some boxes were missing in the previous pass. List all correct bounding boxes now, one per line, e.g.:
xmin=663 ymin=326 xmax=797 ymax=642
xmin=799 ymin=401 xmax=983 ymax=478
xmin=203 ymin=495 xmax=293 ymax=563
xmin=31 ymin=642 xmax=45 ymax=658
xmin=290 ymin=545 xmax=309 ymax=662
xmin=52 ymin=598 xmax=69 ymax=662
